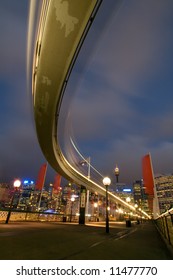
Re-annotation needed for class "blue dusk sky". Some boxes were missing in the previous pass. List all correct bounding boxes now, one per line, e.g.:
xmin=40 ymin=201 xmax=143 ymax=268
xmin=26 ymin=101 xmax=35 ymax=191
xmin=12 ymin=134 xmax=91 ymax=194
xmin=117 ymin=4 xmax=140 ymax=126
xmin=1 ymin=0 xmax=173 ymax=186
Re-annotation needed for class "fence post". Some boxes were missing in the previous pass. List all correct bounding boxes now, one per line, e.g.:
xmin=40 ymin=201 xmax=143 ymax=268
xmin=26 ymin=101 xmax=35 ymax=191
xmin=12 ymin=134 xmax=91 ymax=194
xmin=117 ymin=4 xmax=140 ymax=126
xmin=164 ymin=215 xmax=171 ymax=245
xmin=170 ymin=213 xmax=173 ymax=226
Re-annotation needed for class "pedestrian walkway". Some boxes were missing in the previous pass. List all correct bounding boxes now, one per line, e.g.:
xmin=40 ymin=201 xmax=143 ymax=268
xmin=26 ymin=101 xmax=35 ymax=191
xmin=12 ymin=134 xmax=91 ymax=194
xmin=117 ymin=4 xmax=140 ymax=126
xmin=0 ymin=220 xmax=172 ymax=260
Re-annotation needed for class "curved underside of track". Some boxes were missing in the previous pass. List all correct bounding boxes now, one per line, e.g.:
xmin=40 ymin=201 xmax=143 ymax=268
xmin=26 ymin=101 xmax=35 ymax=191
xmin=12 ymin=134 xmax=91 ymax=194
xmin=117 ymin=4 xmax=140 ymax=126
xmin=31 ymin=0 xmax=145 ymax=214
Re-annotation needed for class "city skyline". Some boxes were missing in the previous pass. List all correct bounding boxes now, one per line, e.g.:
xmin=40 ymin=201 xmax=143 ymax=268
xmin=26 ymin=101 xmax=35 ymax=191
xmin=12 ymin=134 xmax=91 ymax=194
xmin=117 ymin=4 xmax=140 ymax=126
xmin=1 ymin=0 xmax=173 ymax=186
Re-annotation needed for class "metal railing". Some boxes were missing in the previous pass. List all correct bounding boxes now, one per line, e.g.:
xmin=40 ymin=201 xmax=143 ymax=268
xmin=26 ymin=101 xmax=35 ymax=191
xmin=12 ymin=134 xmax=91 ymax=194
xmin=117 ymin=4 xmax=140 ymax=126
xmin=0 ymin=209 xmax=78 ymax=223
xmin=154 ymin=208 xmax=173 ymax=249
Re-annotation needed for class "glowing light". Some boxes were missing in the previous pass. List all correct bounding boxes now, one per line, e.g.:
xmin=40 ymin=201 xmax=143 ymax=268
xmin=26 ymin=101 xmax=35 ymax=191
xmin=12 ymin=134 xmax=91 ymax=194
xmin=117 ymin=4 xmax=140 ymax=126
xmin=14 ymin=179 xmax=21 ymax=188
xmin=24 ymin=180 xmax=29 ymax=184
xmin=103 ymin=177 xmax=111 ymax=186
xmin=126 ymin=197 xmax=131 ymax=203
xmin=24 ymin=179 xmax=34 ymax=185
xmin=123 ymin=188 xmax=131 ymax=192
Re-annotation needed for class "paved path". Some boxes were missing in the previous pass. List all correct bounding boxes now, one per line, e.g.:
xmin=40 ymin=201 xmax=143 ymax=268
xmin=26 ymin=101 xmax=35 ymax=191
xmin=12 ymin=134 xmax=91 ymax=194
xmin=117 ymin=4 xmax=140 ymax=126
xmin=0 ymin=220 xmax=172 ymax=260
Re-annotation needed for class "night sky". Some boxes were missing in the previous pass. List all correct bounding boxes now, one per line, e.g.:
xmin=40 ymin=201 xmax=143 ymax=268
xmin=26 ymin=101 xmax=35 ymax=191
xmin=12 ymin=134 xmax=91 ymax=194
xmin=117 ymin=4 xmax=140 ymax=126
xmin=1 ymin=0 xmax=173 ymax=187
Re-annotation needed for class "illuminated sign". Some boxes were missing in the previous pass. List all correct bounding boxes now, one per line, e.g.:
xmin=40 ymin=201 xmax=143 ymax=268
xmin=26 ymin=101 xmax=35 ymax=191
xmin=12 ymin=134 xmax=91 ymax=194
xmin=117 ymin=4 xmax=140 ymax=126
xmin=123 ymin=188 xmax=132 ymax=192
xmin=23 ymin=180 xmax=34 ymax=185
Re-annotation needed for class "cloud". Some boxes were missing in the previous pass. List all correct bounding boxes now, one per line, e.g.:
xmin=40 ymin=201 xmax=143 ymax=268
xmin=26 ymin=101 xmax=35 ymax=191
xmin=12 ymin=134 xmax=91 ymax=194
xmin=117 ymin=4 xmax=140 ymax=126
xmin=0 ymin=0 xmax=49 ymax=182
xmin=77 ymin=0 xmax=173 ymax=100
xmin=0 ymin=2 xmax=28 ymax=78
xmin=62 ymin=0 xmax=173 ymax=185
xmin=1 ymin=0 xmax=173 ymax=185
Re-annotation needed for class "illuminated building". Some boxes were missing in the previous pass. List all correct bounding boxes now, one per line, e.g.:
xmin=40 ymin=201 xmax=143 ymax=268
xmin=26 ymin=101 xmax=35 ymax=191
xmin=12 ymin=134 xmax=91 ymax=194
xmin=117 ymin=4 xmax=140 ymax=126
xmin=110 ymin=183 xmax=134 ymax=202
xmin=0 ymin=183 xmax=10 ymax=208
xmin=155 ymin=174 xmax=173 ymax=213
xmin=17 ymin=179 xmax=35 ymax=210
xmin=61 ymin=183 xmax=80 ymax=216
xmin=133 ymin=179 xmax=149 ymax=214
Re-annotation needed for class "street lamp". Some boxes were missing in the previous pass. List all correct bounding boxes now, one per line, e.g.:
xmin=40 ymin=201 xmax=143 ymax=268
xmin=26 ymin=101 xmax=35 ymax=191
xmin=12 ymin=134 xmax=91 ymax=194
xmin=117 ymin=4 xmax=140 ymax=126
xmin=134 ymin=203 xmax=138 ymax=209
xmin=80 ymin=157 xmax=90 ymax=219
xmin=5 ymin=179 xmax=21 ymax=224
xmin=103 ymin=177 xmax=111 ymax=233
xmin=94 ymin=202 xmax=98 ymax=221
xmin=126 ymin=196 xmax=131 ymax=227
xmin=134 ymin=204 xmax=140 ymax=224
xmin=80 ymin=157 xmax=91 ymax=179
xmin=114 ymin=164 xmax=119 ymax=183
xmin=70 ymin=196 xmax=75 ymax=222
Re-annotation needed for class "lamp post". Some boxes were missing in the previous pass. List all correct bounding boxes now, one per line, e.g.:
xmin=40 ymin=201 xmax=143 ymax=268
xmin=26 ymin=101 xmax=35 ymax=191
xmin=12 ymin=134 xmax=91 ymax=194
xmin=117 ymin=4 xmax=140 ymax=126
xmin=70 ymin=196 xmax=75 ymax=222
xmin=114 ymin=164 xmax=119 ymax=183
xmin=138 ymin=207 xmax=142 ymax=223
xmin=80 ymin=157 xmax=90 ymax=219
xmin=126 ymin=196 xmax=131 ymax=227
xmin=5 ymin=179 xmax=21 ymax=224
xmin=103 ymin=177 xmax=111 ymax=233
xmin=134 ymin=203 xmax=140 ymax=224
xmin=94 ymin=202 xmax=98 ymax=221
xmin=80 ymin=157 xmax=91 ymax=179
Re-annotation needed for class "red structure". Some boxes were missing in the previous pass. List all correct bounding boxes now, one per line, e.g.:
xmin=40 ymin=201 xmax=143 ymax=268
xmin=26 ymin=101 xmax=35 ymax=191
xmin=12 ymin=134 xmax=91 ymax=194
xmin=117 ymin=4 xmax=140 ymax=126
xmin=53 ymin=174 xmax=62 ymax=194
xmin=142 ymin=153 xmax=154 ymax=213
xmin=35 ymin=163 xmax=47 ymax=190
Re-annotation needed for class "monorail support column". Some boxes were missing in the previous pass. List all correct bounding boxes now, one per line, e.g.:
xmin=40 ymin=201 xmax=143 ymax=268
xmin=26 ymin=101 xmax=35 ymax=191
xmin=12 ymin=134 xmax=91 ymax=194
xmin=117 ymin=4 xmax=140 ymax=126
xmin=79 ymin=186 xmax=86 ymax=224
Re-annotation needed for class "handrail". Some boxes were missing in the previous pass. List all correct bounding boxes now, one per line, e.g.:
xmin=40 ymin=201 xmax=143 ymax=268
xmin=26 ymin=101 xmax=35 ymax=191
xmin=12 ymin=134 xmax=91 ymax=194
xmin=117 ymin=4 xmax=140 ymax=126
xmin=154 ymin=208 xmax=173 ymax=251
xmin=156 ymin=207 xmax=173 ymax=218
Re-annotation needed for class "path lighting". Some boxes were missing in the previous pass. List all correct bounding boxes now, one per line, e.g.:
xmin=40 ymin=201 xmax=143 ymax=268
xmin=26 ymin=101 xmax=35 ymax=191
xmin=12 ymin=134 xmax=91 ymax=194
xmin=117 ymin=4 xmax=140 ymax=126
xmin=134 ymin=204 xmax=139 ymax=222
xmin=114 ymin=164 xmax=119 ymax=183
xmin=80 ymin=157 xmax=91 ymax=179
xmin=94 ymin=202 xmax=98 ymax=221
xmin=103 ymin=177 xmax=111 ymax=233
xmin=126 ymin=197 xmax=131 ymax=203
xmin=5 ymin=179 xmax=21 ymax=224
xmin=80 ymin=157 xmax=91 ymax=219
xmin=70 ymin=196 xmax=75 ymax=222
xmin=126 ymin=196 xmax=131 ymax=227
xmin=134 ymin=203 xmax=138 ymax=209
xmin=94 ymin=202 xmax=98 ymax=208
xmin=138 ymin=207 xmax=142 ymax=223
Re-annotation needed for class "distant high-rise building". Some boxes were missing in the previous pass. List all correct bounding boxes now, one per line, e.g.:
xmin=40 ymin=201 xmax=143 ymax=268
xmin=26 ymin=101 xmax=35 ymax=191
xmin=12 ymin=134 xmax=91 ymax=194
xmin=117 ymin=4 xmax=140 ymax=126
xmin=154 ymin=174 xmax=173 ymax=213
xmin=0 ymin=182 xmax=10 ymax=208
xmin=133 ymin=179 xmax=149 ymax=213
xmin=133 ymin=180 xmax=143 ymax=202
xmin=110 ymin=183 xmax=134 ymax=203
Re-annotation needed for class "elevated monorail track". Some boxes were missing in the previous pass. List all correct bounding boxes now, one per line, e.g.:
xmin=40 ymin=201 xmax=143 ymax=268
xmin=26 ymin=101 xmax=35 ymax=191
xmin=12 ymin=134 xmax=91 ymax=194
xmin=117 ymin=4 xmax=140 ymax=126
xmin=29 ymin=0 xmax=150 ymax=217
